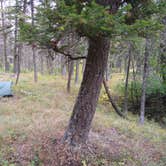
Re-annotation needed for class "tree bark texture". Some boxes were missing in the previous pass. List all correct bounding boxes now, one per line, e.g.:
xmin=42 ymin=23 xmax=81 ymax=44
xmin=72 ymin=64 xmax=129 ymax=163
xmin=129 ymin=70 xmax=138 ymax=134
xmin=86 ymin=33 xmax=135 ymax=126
xmin=63 ymin=37 xmax=110 ymax=145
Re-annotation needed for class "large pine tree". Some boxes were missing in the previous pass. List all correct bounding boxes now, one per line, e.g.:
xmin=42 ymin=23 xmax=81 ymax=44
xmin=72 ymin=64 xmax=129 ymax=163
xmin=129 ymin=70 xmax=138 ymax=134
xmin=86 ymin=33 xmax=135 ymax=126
xmin=61 ymin=0 xmax=161 ymax=146
xmin=20 ymin=0 xmax=164 ymax=146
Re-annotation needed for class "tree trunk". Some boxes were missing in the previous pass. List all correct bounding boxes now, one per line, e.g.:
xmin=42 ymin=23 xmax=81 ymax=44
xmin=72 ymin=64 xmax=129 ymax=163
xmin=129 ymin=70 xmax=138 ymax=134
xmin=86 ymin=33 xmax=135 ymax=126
xmin=32 ymin=46 xmax=38 ymax=82
xmin=119 ymin=59 xmax=122 ymax=73
xmin=15 ymin=45 xmax=22 ymax=85
xmin=1 ymin=0 xmax=9 ymax=72
xmin=3 ymin=34 xmax=9 ymax=72
xmin=63 ymin=37 xmax=110 ymax=146
xmin=40 ymin=55 xmax=44 ymax=74
xmin=47 ymin=49 xmax=54 ymax=75
xmin=139 ymin=37 xmax=150 ymax=124
xmin=160 ymin=16 xmax=166 ymax=84
xmin=31 ymin=0 xmax=37 ymax=82
xmin=124 ymin=53 xmax=128 ymax=74
xmin=13 ymin=0 xmax=18 ymax=74
xmin=67 ymin=60 xmax=74 ymax=93
xmin=131 ymin=53 xmax=138 ymax=106
xmin=61 ymin=56 xmax=67 ymax=76
xmin=124 ymin=42 xmax=132 ymax=114
xmin=75 ymin=60 xmax=79 ymax=84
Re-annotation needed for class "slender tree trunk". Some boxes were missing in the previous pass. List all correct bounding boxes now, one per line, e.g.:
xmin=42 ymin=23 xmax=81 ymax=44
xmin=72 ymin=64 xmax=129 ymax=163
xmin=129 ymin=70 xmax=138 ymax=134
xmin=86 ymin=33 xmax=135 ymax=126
xmin=32 ymin=46 xmax=38 ymax=82
xmin=136 ymin=55 xmax=142 ymax=75
xmin=40 ymin=55 xmax=44 ymax=74
xmin=14 ymin=0 xmax=26 ymax=77
xmin=67 ymin=60 xmax=74 ymax=93
xmin=124 ymin=42 xmax=132 ymax=114
xmin=131 ymin=54 xmax=137 ymax=106
xmin=160 ymin=16 xmax=166 ymax=84
xmin=103 ymin=78 xmax=126 ymax=119
xmin=1 ymin=0 xmax=9 ymax=72
xmin=119 ymin=59 xmax=122 ymax=73
xmin=15 ymin=45 xmax=22 ymax=85
xmin=28 ymin=55 xmax=31 ymax=71
xmin=63 ymin=37 xmax=110 ymax=146
xmin=140 ymin=37 xmax=151 ymax=124
xmin=3 ymin=34 xmax=9 ymax=72
xmin=31 ymin=0 xmax=37 ymax=82
xmin=124 ymin=54 xmax=128 ymax=74
xmin=61 ymin=56 xmax=67 ymax=76
xmin=75 ymin=60 xmax=79 ymax=84
xmin=13 ymin=4 xmax=18 ymax=74
xmin=47 ymin=49 xmax=54 ymax=75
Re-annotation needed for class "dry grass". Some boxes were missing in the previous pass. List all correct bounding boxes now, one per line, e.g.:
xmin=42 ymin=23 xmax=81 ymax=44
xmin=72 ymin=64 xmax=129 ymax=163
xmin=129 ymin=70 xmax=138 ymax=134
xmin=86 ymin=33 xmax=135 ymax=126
xmin=0 ymin=73 xmax=165 ymax=166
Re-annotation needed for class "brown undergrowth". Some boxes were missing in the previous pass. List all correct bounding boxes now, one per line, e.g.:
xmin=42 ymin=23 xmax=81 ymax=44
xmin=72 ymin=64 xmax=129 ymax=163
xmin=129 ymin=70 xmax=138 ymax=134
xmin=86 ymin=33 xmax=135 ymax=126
xmin=0 ymin=73 xmax=165 ymax=166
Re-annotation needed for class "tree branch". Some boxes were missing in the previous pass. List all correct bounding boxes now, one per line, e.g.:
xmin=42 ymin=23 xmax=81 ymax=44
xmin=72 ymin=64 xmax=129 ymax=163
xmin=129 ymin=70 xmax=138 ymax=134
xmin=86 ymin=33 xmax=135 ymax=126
xmin=53 ymin=47 xmax=87 ymax=60
xmin=103 ymin=77 xmax=127 ymax=119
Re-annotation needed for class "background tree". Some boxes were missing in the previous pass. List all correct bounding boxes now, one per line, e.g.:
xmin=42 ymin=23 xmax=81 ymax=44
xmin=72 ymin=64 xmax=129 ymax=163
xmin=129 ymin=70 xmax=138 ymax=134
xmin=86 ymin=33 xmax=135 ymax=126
xmin=1 ymin=0 xmax=9 ymax=72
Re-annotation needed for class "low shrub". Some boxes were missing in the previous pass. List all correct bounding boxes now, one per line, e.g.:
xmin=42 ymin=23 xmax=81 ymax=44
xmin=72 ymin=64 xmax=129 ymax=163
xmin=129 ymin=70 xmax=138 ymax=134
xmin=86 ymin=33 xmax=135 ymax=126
xmin=116 ymin=75 xmax=166 ymax=125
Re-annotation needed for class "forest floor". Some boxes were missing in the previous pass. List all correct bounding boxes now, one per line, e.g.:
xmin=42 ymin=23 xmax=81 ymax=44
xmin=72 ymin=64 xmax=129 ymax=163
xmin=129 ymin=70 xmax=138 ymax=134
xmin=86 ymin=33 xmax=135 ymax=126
xmin=0 ymin=73 xmax=166 ymax=166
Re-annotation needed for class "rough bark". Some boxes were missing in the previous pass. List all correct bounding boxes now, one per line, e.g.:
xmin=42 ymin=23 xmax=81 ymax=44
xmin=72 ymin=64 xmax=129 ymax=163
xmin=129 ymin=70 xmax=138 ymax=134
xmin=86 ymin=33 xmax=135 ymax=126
xmin=139 ymin=37 xmax=151 ymax=124
xmin=63 ymin=37 xmax=110 ymax=146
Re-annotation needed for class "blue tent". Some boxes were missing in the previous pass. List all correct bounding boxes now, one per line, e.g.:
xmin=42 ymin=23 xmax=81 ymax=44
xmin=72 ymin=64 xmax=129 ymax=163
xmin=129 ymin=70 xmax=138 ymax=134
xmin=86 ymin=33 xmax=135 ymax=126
xmin=0 ymin=82 xmax=13 ymax=97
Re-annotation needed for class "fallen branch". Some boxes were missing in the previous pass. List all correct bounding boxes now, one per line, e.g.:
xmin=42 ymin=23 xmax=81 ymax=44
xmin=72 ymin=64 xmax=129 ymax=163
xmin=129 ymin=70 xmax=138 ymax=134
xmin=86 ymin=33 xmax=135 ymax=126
xmin=103 ymin=78 xmax=127 ymax=119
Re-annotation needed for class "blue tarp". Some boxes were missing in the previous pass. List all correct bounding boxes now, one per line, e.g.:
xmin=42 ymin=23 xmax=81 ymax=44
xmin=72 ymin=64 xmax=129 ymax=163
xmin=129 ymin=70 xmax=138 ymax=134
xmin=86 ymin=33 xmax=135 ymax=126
xmin=0 ymin=82 xmax=13 ymax=97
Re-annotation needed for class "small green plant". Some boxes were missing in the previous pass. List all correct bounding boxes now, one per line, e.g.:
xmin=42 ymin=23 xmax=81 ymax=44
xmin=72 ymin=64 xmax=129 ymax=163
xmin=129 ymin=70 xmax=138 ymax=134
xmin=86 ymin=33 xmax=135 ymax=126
xmin=30 ymin=152 xmax=41 ymax=166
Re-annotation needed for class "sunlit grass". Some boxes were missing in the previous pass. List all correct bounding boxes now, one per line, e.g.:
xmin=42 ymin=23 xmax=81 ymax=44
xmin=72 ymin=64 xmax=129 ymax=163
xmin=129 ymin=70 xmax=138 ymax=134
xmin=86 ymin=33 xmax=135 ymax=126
xmin=0 ymin=73 xmax=165 ymax=141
